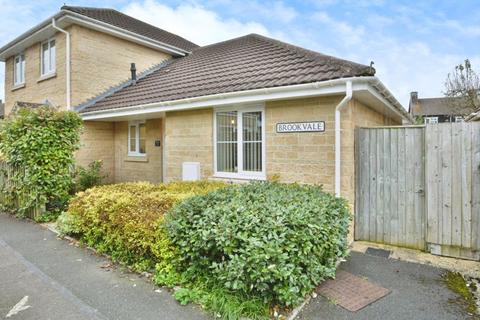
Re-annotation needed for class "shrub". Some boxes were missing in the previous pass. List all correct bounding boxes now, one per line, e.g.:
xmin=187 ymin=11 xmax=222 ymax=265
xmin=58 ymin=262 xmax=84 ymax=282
xmin=0 ymin=106 xmax=83 ymax=215
xmin=166 ymin=182 xmax=351 ymax=307
xmin=74 ymin=160 xmax=106 ymax=192
xmin=59 ymin=181 xmax=226 ymax=272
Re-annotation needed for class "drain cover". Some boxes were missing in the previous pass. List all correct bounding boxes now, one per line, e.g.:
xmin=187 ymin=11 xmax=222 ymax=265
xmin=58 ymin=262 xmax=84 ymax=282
xmin=365 ymin=247 xmax=391 ymax=258
xmin=317 ymin=271 xmax=391 ymax=312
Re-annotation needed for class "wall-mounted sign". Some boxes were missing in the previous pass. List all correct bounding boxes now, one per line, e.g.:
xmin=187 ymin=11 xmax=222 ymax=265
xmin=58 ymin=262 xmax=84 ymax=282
xmin=276 ymin=121 xmax=325 ymax=133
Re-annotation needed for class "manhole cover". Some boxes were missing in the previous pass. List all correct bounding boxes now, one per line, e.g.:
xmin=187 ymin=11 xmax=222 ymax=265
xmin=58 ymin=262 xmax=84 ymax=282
xmin=317 ymin=270 xmax=391 ymax=312
xmin=365 ymin=247 xmax=391 ymax=258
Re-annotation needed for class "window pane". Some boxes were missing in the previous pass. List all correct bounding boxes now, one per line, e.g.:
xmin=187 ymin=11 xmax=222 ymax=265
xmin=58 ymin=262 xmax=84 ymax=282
xmin=129 ymin=125 xmax=136 ymax=152
xmin=14 ymin=57 xmax=19 ymax=84
xmin=139 ymin=139 xmax=146 ymax=154
xmin=20 ymin=55 xmax=25 ymax=83
xmin=242 ymin=112 xmax=262 ymax=172
xmin=216 ymin=112 xmax=237 ymax=172
xmin=138 ymin=123 xmax=146 ymax=154
xmin=42 ymin=42 xmax=49 ymax=74
xmin=50 ymin=40 xmax=55 ymax=71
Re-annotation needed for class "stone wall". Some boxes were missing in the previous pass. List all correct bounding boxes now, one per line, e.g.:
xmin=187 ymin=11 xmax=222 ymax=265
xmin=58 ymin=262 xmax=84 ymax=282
xmin=164 ymin=108 xmax=214 ymax=181
xmin=113 ymin=119 xmax=163 ymax=183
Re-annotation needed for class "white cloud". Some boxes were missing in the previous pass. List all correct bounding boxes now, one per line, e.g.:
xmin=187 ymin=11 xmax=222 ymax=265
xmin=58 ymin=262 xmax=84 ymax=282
xmin=312 ymin=11 xmax=365 ymax=46
xmin=122 ymin=0 xmax=271 ymax=45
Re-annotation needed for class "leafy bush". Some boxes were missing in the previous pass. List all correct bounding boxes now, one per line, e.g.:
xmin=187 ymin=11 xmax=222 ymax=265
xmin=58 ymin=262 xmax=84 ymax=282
xmin=74 ymin=160 xmax=106 ymax=192
xmin=59 ymin=181 xmax=225 ymax=272
xmin=166 ymin=182 xmax=351 ymax=307
xmin=0 ymin=106 xmax=83 ymax=215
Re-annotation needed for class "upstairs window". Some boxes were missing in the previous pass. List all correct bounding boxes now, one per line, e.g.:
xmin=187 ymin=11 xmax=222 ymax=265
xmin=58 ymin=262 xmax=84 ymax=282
xmin=128 ymin=121 xmax=146 ymax=156
xmin=13 ymin=53 xmax=25 ymax=85
xmin=41 ymin=38 xmax=55 ymax=76
xmin=455 ymin=116 xmax=464 ymax=122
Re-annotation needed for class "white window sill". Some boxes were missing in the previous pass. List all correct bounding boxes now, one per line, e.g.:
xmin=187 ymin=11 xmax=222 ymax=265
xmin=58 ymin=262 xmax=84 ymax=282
xmin=212 ymin=173 xmax=266 ymax=181
xmin=37 ymin=72 xmax=56 ymax=83
xmin=11 ymin=83 xmax=25 ymax=91
xmin=125 ymin=154 xmax=148 ymax=162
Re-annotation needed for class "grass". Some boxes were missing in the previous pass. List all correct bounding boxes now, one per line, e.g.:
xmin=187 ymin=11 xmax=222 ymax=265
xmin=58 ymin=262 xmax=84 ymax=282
xmin=443 ymin=271 xmax=477 ymax=315
xmin=173 ymin=283 xmax=270 ymax=320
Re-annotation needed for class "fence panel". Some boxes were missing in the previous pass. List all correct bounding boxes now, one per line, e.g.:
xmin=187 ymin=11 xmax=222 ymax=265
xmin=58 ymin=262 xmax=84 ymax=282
xmin=0 ymin=161 xmax=44 ymax=219
xmin=355 ymin=127 xmax=426 ymax=250
xmin=425 ymin=122 xmax=480 ymax=260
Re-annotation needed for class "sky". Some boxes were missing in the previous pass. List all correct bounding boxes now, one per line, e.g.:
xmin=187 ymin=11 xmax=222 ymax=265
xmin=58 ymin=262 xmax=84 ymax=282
xmin=0 ymin=0 xmax=479 ymax=109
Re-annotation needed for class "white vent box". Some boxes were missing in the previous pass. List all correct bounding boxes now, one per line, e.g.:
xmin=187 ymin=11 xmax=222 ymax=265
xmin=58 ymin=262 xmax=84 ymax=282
xmin=182 ymin=162 xmax=201 ymax=181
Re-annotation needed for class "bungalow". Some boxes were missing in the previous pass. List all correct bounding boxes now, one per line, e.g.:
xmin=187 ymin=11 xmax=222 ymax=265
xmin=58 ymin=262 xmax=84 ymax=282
xmin=0 ymin=6 xmax=412 ymax=210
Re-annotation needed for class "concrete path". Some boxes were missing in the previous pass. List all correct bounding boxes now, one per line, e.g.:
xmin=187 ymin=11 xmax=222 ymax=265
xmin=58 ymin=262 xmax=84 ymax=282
xmin=298 ymin=251 xmax=473 ymax=320
xmin=0 ymin=213 xmax=208 ymax=320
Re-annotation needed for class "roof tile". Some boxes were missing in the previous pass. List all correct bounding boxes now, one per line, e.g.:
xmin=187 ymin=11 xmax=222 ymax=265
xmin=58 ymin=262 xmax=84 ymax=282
xmin=78 ymin=34 xmax=375 ymax=114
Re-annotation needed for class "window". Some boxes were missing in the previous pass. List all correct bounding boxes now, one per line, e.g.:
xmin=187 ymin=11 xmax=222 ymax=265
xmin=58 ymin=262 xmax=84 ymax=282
xmin=214 ymin=106 xmax=265 ymax=179
xmin=41 ymin=38 xmax=55 ymax=76
xmin=13 ymin=53 xmax=25 ymax=86
xmin=424 ymin=117 xmax=438 ymax=124
xmin=128 ymin=121 xmax=146 ymax=156
xmin=455 ymin=116 xmax=464 ymax=122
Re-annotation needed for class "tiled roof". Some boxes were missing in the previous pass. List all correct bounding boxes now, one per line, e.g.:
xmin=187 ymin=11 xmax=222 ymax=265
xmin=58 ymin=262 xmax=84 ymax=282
xmin=78 ymin=34 xmax=375 ymax=114
xmin=411 ymin=97 xmax=476 ymax=116
xmin=62 ymin=6 xmax=199 ymax=53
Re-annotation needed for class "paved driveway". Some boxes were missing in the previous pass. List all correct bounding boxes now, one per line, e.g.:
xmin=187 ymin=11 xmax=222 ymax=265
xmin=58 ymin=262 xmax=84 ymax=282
xmin=298 ymin=251 xmax=474 ymax=320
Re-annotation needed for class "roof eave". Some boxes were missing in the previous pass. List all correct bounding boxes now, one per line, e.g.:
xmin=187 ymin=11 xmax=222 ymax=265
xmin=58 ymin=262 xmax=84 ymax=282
xmin=0 ymin=9 xmax=190 ymax=61
xmin=79 ymin=77 xmax=412 ymax=124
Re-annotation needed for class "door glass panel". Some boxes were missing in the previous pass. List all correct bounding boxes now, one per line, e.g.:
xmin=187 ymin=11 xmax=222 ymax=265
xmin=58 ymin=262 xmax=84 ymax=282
xmin=242 ymin=111 xmax=262 ymax=172
xmin=216 ymin=111 xmax=237 ymax=172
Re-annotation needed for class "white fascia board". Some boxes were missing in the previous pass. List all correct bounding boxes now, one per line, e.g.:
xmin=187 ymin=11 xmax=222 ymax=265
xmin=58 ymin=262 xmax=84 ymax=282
xmin=0 ymin=12 xmax=63 ymax=61
xmin=81 ymin=80 xmax=349 ymax=120
xmin=0 ymin=10 xmax=189 ymax=61
xmin=81 ymin=76 xmax=411 ymax=123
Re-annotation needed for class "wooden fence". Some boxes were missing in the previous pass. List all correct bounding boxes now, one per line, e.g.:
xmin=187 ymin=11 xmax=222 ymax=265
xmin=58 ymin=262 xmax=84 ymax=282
xmin=0 ymin=161 xmax=44 ymax=219
xmin=355 ymin=122 xmax=480 ymax=260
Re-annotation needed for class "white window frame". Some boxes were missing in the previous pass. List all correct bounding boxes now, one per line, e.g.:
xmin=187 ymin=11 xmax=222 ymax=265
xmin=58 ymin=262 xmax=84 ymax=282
xmin=213 ymin=104 xmax=266 ymax=180
xmin=128 ymin=120 xmax=146 ymax=156
xmin=455 ymin=116 xmax=464 ymax=122
xmin=40 ymin=38 xmax=56 ymax=76
xmin=424 ymin=116 xmax=438 ymax=124
xmin=13 ymin=53 xmax=25 ymax=86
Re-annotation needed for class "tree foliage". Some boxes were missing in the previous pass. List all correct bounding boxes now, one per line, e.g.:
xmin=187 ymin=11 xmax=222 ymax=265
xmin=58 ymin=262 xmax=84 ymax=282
xmin=444 ymin=59 xmax=480 ymax=113
xmin=0 ymin=106 xmax=83 ymax=215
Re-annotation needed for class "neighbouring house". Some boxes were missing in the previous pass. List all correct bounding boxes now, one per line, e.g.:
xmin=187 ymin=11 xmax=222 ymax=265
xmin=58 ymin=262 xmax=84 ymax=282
xmin=408 ymin=91 xmax=476 ymax=123
xmin=0 ymin=5 xmax=412 ymax=215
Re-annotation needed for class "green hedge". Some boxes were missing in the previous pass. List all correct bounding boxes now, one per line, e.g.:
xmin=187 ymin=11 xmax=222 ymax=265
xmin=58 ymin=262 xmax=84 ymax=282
xmin=166 ymin=182 xmax=351 ymax=307
xmin=58 ymin=181 xmax=225 ymax=271
xmin=0 ymin=106 xmax=83 ymax=215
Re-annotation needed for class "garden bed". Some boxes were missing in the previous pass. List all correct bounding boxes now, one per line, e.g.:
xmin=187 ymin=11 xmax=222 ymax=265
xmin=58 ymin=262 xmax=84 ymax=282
xmin=57 ymin=180 xmax=351 ymax=319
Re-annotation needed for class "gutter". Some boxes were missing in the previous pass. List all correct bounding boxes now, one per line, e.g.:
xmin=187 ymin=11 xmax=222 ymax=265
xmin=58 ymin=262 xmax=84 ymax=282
xmin=334 ymin=81 xmax=353 ymax=197
xmin=52 ymin=18 xmax=71 ymax=110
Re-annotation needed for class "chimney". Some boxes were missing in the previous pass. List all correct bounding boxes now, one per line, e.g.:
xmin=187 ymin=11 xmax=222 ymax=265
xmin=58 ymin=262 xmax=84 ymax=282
xmin=130 ymin=63 xmax=137 ymax=84
xmin=409 ymin=91 xmax=418 ymax=114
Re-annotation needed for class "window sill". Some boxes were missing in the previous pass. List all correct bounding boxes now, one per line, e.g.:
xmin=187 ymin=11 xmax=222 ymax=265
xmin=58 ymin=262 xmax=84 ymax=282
xmin=212 ymin=173 xmax=266 ymax=182
xmin=11 ymin=83 xmax=25 ymax=91
xmin=125 ymin=155 xmax=148 ymax=162
xmin=37 ymin=72 xmax=56 ymax=83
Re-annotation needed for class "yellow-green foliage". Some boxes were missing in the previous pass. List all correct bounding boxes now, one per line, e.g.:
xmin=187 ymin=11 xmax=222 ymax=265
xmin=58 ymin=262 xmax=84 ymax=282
xmin=58 ymin=181 xmax=225 ymax=272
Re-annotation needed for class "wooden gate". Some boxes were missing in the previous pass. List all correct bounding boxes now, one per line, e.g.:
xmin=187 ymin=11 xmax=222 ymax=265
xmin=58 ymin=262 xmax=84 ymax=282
xmin=355 ymin=126 xmax=426 ymax=250
xmin=355 ymin=122 xmax=480 ymax=260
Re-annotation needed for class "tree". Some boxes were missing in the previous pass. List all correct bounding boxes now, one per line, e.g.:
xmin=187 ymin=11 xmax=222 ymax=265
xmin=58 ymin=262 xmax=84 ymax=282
xmin=444 ymin=59 xmax=480 ymax=114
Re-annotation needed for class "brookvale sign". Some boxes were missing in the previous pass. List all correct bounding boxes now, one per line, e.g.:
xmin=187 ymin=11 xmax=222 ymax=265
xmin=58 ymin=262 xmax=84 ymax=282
xmin=276 ymin=121 xmax=325 ymax=133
